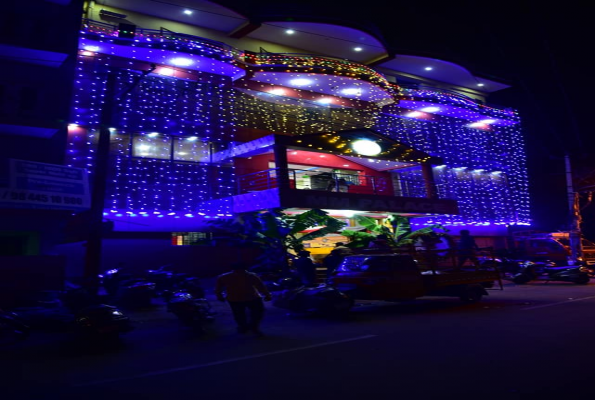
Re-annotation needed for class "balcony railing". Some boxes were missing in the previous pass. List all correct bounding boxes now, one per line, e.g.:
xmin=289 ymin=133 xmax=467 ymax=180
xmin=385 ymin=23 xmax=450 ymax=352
xmin=81 ymin=19 xmax=242 ymax=62
xmin=238 ymin=168 xmax=401 ymax=197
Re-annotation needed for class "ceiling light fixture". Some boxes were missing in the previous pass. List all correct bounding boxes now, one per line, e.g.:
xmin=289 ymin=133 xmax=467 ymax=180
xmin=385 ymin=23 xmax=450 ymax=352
xmin=352 ymin=140 xmax=381 ymax=156
xmin=170 ymin=57 xmax=193 ymax=66
xmin=289 ymin=78 xmax=312 ymax=86
xmin=341 ymin=88 xmax=361 ymax=96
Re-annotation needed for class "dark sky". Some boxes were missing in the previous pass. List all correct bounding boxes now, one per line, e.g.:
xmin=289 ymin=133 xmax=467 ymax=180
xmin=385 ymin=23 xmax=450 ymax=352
xmin=223 ymin=1 xmax=595 ymax=236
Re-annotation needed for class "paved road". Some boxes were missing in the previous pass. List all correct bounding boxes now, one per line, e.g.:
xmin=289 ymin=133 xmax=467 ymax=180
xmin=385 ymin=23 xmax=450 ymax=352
xmin=3 ymin=279 xmax=595 ymax=399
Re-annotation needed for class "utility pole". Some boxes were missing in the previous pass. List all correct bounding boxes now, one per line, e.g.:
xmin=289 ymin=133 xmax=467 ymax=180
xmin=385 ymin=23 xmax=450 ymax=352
xmin=565 ymin=154 xmax=583 ymax=264
xmin=83 ymin=69 xmax=117 ymax=294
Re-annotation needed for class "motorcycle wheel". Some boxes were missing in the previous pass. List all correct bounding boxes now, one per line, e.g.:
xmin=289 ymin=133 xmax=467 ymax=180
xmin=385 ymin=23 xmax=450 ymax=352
xmin=0 ymin=323 xmax=30 ymax=345
xmin=459 ymin=285 xmax=484 ymax=303
xmin=319 ymin=296 xmax=354 ymax=319
xmin=573 ymin=275 xmax=590 ymax=285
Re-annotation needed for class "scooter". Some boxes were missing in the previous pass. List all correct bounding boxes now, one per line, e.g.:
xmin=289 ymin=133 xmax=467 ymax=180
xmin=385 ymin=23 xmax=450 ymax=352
xmin=272 ymin=284 xmax=354 ymax=318
xmin=60 ymin=285 xmax=135 ymax=341
xmin=100 ymin=268 xmax=156 ymax=308
xmin=146 ymin=265 xmax=205 ymax=298
xmin=512 ymin=261 xmax=590 ymax=284
xmin=164 ymin=290 xmax=215 ymax=334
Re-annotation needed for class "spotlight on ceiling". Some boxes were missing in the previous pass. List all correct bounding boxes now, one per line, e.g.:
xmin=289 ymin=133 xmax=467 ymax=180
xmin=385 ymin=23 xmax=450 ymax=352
xmin=352 ymin=140 xmax=381 ymax=156
xmin=289 ymin=78 xmax=313 ymax=86
xmin=170 ymin=57 xmax=193 ymax=66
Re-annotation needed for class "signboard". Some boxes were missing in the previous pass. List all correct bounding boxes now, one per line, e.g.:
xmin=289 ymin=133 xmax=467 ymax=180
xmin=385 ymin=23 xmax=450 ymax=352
xmin=0 ymin=159 xmax=91 ymax=211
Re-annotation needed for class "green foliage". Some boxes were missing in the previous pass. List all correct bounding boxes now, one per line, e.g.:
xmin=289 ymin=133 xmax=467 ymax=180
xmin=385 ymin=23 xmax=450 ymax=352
xmin=340 ymin=214 xmax=452 ymax=251
xmin=206 ymin=208 xmax=347 ymax=271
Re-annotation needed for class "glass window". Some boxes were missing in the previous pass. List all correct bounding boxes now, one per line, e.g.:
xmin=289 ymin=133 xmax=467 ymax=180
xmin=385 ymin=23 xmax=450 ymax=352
xmin=173 ymin=137 xmax=210 ymax=162
xmin=172 ymin=232 xmax=213 ymax=246
xmin=132 ymin=134 xmax=171 ymax=159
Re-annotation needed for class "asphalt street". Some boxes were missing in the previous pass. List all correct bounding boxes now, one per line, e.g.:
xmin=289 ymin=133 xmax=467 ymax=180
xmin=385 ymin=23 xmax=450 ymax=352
xmin=3 ymin=278 xmax=595 ymax=400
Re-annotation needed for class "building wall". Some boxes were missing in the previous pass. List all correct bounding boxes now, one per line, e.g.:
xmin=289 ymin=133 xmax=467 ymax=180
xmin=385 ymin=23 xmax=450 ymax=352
xmin=54 ymin=237 xmax=262 ymax=281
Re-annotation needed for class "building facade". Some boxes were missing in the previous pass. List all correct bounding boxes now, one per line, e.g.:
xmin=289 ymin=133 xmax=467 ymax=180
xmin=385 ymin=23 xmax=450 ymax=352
xmin=2 ymin=0 xmax=531 ymax=283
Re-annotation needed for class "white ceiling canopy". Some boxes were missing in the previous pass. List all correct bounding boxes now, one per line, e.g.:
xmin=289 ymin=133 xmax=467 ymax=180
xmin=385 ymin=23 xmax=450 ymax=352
xmin=93 ymin=0 xmax=511 ymax=93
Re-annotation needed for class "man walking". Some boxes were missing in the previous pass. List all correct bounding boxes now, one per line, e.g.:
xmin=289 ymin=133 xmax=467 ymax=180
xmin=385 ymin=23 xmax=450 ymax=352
xmin=215 ymin=262 xmax=272 ymax=336
xmin=457 ymin=229 xmax=479 ymax=268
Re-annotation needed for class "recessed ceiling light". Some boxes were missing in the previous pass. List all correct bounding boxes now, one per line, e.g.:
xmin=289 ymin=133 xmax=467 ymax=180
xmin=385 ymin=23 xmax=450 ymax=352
xmin=289 ymin=78 xmax=312 ymax=86
xmin=341 ymin=88 xmax=361 ymax=96
xmin=170 ymin=57 xmax=193 ymax=66
xmin=425 ymin=67 xmax=433 ymax=71
xmin=183 ymin=10 xmax=193 ymax=15
xmin=406 ymin=111 xmax=423 ymax=118
xmin=83 ymin=45 xmax=99 ymax=52
xmin=477 ymin=83 xmax=485 ymax=87
xmin=158 ymin=67 xmax=174 ymax=76
xmin=317 ymin=98 xmax=333 ymax=104
xmin=286 ymin=29 xmax=295 ymax=34
xmin=354 ymin=47 xmax=363 ymax=52
xmin=269 ymin=88 xmax=286 ymax=96
xmin=421 ymin=106 xmax=440 ymax=112
xmin=352 ymin=140 xmax=382 ymax=156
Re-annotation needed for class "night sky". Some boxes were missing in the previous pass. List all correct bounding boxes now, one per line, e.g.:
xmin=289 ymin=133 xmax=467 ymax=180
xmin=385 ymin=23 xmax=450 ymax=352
xmin=218 ymin=0 xmax=595 ymax=237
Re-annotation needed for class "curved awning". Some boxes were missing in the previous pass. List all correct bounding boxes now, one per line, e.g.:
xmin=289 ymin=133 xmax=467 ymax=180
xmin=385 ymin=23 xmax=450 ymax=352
xmin=277 ymin=129 xmax=440 ymax=164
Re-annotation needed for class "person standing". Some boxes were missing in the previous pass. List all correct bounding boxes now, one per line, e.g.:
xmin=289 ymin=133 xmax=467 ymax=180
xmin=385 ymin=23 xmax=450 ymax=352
xmin=215 ymin=262 xmax=272 ymax=336
xmin=293 ymin=250 xmax=317 ymax=286
xmin=334 ymin=242 xmax=352 ymax=256
xmin=457 ymin=229 xmax=479 ymax=268
xmin=323 ymin=249 xmax=344 ymax=280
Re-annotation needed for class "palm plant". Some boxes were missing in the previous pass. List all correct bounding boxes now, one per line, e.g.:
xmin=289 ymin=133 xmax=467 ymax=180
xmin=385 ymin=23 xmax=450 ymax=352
xmin=340 ymin=214 xmax=453 ymax=251
xmin=206 ymin=208 xmax=347 ymax=273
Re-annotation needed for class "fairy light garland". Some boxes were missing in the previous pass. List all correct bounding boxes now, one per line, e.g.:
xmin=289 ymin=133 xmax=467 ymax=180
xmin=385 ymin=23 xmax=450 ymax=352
xmin=65 ymin=20 xmax=530 ymax=226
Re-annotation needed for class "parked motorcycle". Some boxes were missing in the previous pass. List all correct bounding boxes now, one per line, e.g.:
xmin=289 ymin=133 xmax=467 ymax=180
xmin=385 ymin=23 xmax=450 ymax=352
xmin=100 ymin=268 xmax=156 ymax=308
xmin=512 ymin=261 xmax=590 ymax=284
xmin=272 ymin=284 xmax=354 ymax=318
xmin=13 ymin=285 xmax=134 ymax=342
xmin=263 ymin=275 xmax=303 ymax=292
xmin=146 ymin=265 xmax=205 ymax=299
xmin=0 ymin=308 xmax=30 ymax=345
xmin=164 ymin=290 xmax=215 ymax=334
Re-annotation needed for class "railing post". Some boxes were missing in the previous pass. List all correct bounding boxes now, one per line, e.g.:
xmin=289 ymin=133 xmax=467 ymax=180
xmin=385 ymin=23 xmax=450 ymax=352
xmin=421 ymin=162 xmax=438 ymax=199
xmin=273 ymin=143 xmax=290 ymax=189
